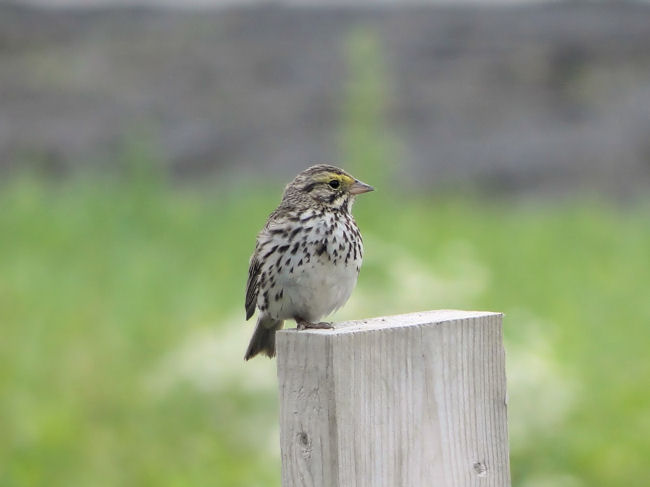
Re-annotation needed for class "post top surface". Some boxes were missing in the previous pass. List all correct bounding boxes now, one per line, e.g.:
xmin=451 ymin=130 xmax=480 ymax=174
xmin=278 ymin=309 xmax=502 ymax=336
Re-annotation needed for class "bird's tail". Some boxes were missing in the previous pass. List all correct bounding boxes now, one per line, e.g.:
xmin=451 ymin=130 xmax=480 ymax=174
xmin=244 ymin=315 xmax=284 ymax=360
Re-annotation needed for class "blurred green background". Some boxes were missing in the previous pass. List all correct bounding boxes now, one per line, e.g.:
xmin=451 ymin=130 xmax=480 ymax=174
xmin=2 ymin=3 xmax=650 ymax=487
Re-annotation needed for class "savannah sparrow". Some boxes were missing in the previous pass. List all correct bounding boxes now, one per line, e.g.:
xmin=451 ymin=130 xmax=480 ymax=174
xmin=244 ymin=164 xmax=374 ymax=360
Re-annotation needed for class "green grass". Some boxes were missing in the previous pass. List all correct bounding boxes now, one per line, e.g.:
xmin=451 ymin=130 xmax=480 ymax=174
xmin=1 ymin=174 xmax=649 ymax=487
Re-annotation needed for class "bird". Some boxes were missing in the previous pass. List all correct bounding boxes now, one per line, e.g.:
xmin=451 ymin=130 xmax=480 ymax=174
xmin=244 ymin=164 xmax=374 ymax=360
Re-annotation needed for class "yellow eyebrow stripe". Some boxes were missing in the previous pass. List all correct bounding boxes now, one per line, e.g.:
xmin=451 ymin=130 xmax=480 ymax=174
xmin=338 ymin=174 xmax=355 ymax=185
xmin=314 ymin=173 xmax=354 ymax=184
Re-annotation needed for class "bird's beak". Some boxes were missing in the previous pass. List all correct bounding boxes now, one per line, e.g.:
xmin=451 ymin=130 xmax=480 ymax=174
xmin=349 ymin=180 xmax=374 ymax=195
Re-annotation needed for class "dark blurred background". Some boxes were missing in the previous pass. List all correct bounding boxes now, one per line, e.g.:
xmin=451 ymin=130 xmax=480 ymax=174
xmin=3 ymin=1 xmax=650 ymax=195
xmin=1 ymin=1 xmax=650 ymax=486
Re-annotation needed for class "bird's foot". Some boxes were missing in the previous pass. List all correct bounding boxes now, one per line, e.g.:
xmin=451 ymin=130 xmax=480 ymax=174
xmin=296 ymin=319 xmax=333 ymax=330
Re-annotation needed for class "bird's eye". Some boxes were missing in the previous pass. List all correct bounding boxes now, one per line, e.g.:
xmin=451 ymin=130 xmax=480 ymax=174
xmin=328 ymin=180 xmax=340 ymax=189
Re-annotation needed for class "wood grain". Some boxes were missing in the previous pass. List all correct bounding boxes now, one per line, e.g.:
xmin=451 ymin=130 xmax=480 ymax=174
xmin=276 ymin=310 xmax=510 ymax=487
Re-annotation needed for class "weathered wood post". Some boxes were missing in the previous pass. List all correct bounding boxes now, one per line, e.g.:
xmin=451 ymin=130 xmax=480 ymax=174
xmin=276 ymin=310 xmax=510 ymax=487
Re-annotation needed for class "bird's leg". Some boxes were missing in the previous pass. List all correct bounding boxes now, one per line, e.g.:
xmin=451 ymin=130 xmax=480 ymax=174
xmin=296 ymin=318 xmax=334 ymax=330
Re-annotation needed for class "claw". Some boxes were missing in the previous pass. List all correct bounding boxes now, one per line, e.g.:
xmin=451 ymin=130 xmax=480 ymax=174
xmin=296 ymin=319 xmax=334 ymax=330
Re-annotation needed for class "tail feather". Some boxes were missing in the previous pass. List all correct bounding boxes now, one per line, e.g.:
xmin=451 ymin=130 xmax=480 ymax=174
xmin=244 ymin=316 xmax=284 ymax=360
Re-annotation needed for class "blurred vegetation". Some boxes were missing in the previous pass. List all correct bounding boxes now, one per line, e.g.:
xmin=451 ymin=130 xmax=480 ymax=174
xmin=3 ymin=156 xmax=650 ymax=487
xmin=2 ymin=26 xmax=650 ymax=487
xmin=340 ymin=26 xmax=397 ymax=189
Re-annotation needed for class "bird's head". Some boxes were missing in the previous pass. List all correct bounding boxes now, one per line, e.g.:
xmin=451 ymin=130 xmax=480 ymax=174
xmin=283 ymin=164 xmax=374 ymax=212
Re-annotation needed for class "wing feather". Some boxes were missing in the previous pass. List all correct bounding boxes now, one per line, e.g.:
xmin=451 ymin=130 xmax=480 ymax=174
xmin=245 ymin=252 xmax=261 ymax=320
xmin=245 ymin=212 xmax=285 ymax=321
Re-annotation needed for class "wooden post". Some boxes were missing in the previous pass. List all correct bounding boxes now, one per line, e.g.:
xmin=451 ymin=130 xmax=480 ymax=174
xmin=276 ymin=310 xmax=510 ymax=487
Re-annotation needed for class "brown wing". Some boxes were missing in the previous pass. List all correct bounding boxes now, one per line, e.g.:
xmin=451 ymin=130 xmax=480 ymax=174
xmin=245 ymin=209 xmax=284 ymax=320
xmin=245 ymin=251 xmax=261 ymax=320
